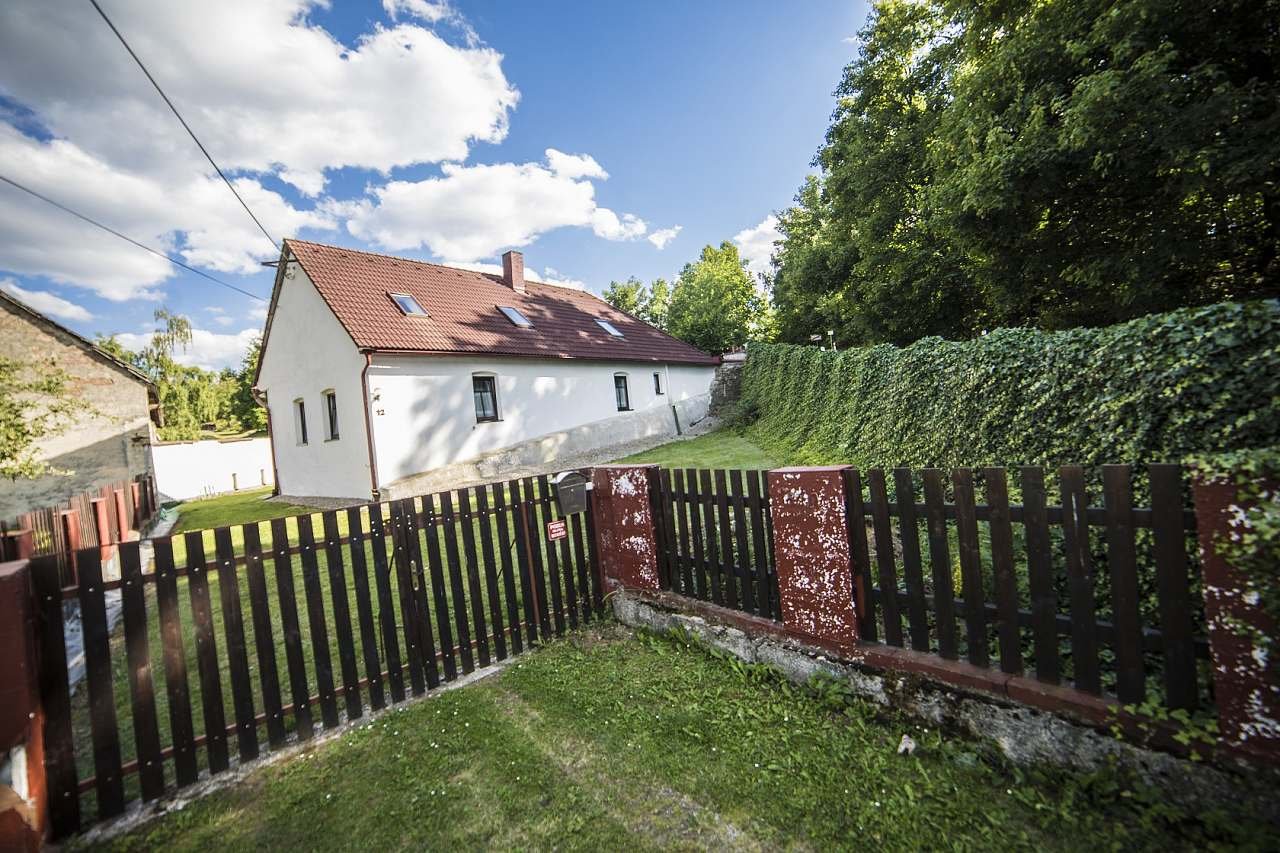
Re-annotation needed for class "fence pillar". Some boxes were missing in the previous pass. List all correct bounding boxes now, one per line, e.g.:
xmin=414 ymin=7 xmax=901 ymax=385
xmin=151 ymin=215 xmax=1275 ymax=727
xmin=89 ymin=498 xmax=113 ymax=563
xmin=129 ymin=482 xmax=142 ymax=528
xmin=0 ymin=559 xmax=45 ymax=851
xmin=767 ymin=467 xmax=860 ymax=655
xmin=590 ymin=465 xmax=662 ymax=592
xmin=57 ymin=511 xmax=80 ymax=585
xmin=1193 ymin=474 xmax=1280 ymax=763
xmin=1 ymin=530 xmax=33 ymax=563
xmin=112 ymin=489 xmax=130 ymax=542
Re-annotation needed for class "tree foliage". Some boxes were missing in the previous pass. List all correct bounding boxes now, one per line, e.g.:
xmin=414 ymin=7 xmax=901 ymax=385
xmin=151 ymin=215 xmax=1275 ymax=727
xmin=602 ymin=276 xmax=673 ymax=330
xmin=0 ymin=356 xmax=85 ymax=480
xmin=667 ymin=242 xmax=773 ymax=354
xmin=772 ymin=0 xmax=1280 ymax=347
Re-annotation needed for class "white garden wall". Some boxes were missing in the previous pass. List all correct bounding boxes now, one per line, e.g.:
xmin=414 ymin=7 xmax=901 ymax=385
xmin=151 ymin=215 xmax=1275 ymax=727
xmin=152 ymin=438 xmax=274 ymax=501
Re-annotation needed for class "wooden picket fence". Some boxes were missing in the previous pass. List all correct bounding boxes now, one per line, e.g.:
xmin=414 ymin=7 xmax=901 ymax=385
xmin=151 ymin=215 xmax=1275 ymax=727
xmin=33 ymin=474 xmax=600 ymax=838
xmin=652 ymin=463 xmax=1210 ymax=712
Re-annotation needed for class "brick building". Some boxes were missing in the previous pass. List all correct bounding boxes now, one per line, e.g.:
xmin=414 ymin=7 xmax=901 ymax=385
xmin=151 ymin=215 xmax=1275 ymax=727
xmin=0 ymin=290 xmax=158 ymax=520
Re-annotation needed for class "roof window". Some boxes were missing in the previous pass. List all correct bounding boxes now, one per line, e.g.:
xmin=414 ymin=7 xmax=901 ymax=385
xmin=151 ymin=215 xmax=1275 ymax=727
xmin=595 ymin=318 xmax=624 ymax=337
xmin=389 ymin=292 xmax=428 ymax=316
xmin=498 ymin=305 xmax=533 ymax=328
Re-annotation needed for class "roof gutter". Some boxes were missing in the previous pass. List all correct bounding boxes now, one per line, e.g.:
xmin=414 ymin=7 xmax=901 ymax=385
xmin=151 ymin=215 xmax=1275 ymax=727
xmin=360 ymin=352 xmax=381 ymax=501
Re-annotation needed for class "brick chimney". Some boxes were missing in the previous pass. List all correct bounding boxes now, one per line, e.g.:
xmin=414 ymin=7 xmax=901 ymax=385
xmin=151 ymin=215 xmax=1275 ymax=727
xmin=502 ymin=250 xmax=525 ymax=294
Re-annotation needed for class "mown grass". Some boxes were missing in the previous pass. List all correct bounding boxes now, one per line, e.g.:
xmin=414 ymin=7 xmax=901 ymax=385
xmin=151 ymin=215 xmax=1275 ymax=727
xmin=618 ymin=428 xmax=778 ymax=470
xmin=83 ymin=625 xmax=1269 ymax=851
xmin=170 ymin=488 xmax=315 ymax=536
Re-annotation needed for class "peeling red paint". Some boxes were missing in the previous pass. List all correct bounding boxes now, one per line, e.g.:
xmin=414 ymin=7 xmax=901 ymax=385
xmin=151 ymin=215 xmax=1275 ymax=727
xmin=767 ymin=467 xmax=859 ymax=653
xmin=591 ymin=465 xmax=662 ymax=591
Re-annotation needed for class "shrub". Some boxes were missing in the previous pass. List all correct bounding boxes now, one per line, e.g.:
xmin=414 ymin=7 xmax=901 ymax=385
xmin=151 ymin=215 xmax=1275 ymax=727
xmin=742 ymin=300 xmax=1280 ymax=472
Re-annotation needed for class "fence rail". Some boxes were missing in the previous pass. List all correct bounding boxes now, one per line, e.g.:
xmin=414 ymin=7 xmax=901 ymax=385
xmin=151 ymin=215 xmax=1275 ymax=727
xmin=32 ymin=474 xmax=601 ymax=838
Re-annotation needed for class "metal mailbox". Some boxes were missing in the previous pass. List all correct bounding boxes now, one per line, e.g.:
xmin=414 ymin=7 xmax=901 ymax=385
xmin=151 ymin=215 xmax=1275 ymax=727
xmin=551 ymin=470 xmax=590 ymax=515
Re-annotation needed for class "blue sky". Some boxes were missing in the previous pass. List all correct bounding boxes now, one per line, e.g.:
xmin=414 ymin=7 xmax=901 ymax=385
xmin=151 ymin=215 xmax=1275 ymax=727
xmin=0 ymin=0 xmax=867 ymax=370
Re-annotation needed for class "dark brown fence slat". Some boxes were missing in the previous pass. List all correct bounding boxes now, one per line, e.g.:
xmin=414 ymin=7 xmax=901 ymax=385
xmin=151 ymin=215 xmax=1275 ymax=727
xmin=1103 ymin=465 xmax=1144 ymax=704
xmin=321 ymin=511 xmax=362 ymax=719
xmin=296 ymin=516 xmax=339 ymax=728
xmin=1060 ymin=466 xmax=1101 ymax=695
xmin=457 ymin=488 xmax=493 ymax=664
xmin=153 ymin=538 xmax=199 ymax=782
xmin=366 ymin=506 xmax=405 ymax=702
xmin=389 ymin=500 xmax=426 ymax=694
xmin=345 ymin=508 xmax=386 ymax=710
xmin=583 ymin=481 xmax=604 ymax=612
xmin=557 ymin=501 xmax=580 ymax=632
xmin=698 ymin=469 xmax=722 ymax=606
xmin=242 ymin=523 xmax=286 ymax=747
xmin=570 ymin=509 xmax=593 ymax=623
xmin=652 ymin=468 xmax=673 ymax=591
xmin=401 ymin=500 xmax=440 ymax=689
xmin=32 ymin=556 xmax=79 ymax=837
xmin=729 ymin=470 xmax=756 ymax=615
xmin=421 ymin=496 xmax=458 ymax=681
xmin=892 ymin=469 xmax=929 ymax=652
xmin=535 ymin=476 xmax=567 ymax=638
xmin=984 ymin=468 xmax=1022 ymax=674
xmin=713 ymin=470 xmax=739 ymax=610
xmin=474 ymin=486 xmax=508 ymax=660
xmin=212 ymin=527 xmax=258 ymax=764
xmin=868 ymin=469 xmax=904 ymax=647
xmin=685 ymin=468 xmax=708 ymax=601
xmin=440 ymin=491 xmax=477 ymax=671
xmin=493 ymin=482 xmax=524 ymax=653
xmin=920 ymin=469 xmax=957 ymax=659
xmin=952 ymin=468 xmax=987 ymax=668
xmin=1021 ymin=467 xmax=1059 ymax=685
xmin=522 ymin=477 xmax=553 ymax=640
xmin=185 ymin=531 xmax=230 ymax=771
xmin=118 ymin=541 xmax=164 ymax=800
xmin=510 ymin=479 xmax=541 ymax=645
xmin=671 ymin=470 xmax=693 ymax=597
xmin=1150 ymin=463 xmax=1198 ymax=710
xmin=843 ymin=468 xmax=876 ymax=641
xmin=269 ymin=517 xmax=314 ymax=739
xmin=746 ymin=471 xmax=772 ymax=620
xmin=77 ymin=549 xmax=126 ymax=818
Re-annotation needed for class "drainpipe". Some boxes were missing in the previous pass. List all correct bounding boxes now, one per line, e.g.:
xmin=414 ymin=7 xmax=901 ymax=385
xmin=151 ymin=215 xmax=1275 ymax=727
xmin=251 ymin=387 xmax=282 ymax=497
xmin=360 ymin=353 xmax=381 ymax=502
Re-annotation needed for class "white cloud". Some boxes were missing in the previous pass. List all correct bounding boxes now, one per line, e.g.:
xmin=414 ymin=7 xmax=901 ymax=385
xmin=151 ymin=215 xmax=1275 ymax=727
xmin=248 ymin=303 xmax=269 ymax=322
xmin=0 ymin=279 xmax=93 ymax=322
xmin=114 ymin=326 xmax=259 ymax=372
xmin=341 ymin=150 xmax=648 ymax=261
xmin=647 ymin=226 xmax=682 ymax=250
xmin=733 ymin=214 xmax=781 ymax=280
xmin=382 ymin=0 xmax=454 ymax=24
xmin=842 ymin=36 xmax=859 ymax=44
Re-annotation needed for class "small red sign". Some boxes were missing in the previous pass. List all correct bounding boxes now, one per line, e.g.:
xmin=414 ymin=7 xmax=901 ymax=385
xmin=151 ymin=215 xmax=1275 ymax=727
xmin=546 ymin=519 xmax=568 ymax=541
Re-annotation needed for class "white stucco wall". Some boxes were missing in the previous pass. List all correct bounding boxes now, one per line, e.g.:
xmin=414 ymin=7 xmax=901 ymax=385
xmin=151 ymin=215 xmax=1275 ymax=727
xmin=256 ymin=267 xmax=371 ymax=499
xmin=152 ymin=438 xmax=274 ymax=500
xmin=367 ymin=354 xmax=716 ymax=487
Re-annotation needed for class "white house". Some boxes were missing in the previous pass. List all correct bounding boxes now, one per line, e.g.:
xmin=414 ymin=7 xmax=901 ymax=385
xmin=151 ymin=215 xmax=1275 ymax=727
xmin=254 ymin=239 xmax=719 ymax=500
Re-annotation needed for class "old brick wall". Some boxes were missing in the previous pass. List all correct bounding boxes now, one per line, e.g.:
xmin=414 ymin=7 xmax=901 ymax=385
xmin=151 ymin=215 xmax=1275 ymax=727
xmin=0 ymin=304 xmax=153 ymax=521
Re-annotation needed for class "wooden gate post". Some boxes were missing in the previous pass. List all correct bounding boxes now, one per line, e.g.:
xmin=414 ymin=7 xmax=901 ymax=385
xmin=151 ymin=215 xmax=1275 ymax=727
xmin=0 ymin=559 xmax=45 ymax=851
xmin=766 ymin=467 xmax=860 ymax=655
xmin=590 ymin=465 xmax=662 ymax=592
xmin=1193 ymin=472 xmax=1280 ymax=764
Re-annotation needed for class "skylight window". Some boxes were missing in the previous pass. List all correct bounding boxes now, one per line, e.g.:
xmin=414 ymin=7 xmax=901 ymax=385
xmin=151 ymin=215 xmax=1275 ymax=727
xmin=498 ymin=306 xmax=533 ymax=328
xmin=390 ymin=292 xmax=428 ymax=316
xmin=595 ymin=318 xmax=624 ymax=337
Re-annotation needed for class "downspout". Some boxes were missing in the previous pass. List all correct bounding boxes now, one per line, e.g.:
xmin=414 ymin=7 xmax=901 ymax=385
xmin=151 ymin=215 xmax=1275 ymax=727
xmin=251 ymin=387 xmax=282 ymax=497
xmin=360 ymin=353 xmax=381 ymax=502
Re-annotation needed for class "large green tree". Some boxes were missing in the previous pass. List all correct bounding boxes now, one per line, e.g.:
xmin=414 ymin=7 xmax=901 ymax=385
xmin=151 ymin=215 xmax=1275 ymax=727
xmin=667 ymin=242 xmax=769 ymax=353
xmin=772 ymin=0 xmax=1280 ymax=346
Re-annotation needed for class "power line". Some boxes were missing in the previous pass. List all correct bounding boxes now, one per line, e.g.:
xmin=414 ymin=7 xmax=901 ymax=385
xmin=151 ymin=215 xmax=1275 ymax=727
xmin=0 ymin=173 xmax=268 ymax=302
xmin=89 ymin=0 xmax=279 ymax=251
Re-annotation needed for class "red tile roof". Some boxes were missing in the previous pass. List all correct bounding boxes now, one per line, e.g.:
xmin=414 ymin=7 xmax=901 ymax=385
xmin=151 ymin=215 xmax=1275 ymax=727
xmin=282 ymin=239 xmax=718 ymax=366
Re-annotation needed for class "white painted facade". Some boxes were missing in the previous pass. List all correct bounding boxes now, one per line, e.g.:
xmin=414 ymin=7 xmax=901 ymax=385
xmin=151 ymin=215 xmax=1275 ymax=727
xmin=258 ymin=266 xmax=716 ymax=500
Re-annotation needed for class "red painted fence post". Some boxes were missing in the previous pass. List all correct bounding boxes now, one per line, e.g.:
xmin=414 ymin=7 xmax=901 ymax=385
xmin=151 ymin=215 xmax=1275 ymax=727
xmin=112 ymin=489 xmax=129 ymax=542
xmin=767 ymin=466 xmax=860 ymax=656
xmin=1193 ymin=474 xmax=1280 ymax=764
xmin=57 ymin=511 xmax=80 ymax=586
xmin=90 ymin=498 xmax=112 ymax=562
xmin=0 ymin=530 xmax=33 ymax=563
xmin=0 ymin=559 xmax=44 ymax=851
xmin=590 ymin=465 xmax=662 ymax=592
xmin=129 ymin=482 xmax=142 ymax=529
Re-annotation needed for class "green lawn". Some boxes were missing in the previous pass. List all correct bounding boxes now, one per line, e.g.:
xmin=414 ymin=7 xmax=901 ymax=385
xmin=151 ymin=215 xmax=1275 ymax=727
xmin=618 ymin=428 xmax=779 ymax=469
xmin=170 ymin=488 xmax=316 ymax=535
xmin=84 ymin=625 xmax=1263 ymax=851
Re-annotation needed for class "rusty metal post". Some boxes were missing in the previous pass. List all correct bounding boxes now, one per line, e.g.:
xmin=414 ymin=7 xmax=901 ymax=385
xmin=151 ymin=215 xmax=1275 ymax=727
xmin=0 ymin=559 xmax=44 ymax=851
xmin=590 ymin=465 xmax=662 ymax=592
xmin=767 ymin=467 xmax=860 ymax=655
xmin=1193 ymin=474 xmax=1280 ymax=763
xmin=112 ymin=489 xmax=129 ymax=542
xmin=90 ymin=498 xmax=113 ymax=562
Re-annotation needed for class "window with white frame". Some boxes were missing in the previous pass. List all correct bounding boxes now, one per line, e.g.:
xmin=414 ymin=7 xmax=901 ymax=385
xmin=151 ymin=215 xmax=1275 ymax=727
xmin=614 ymin=373 xmax=631 ymax=411
xmin=293 ymin=398 xmax=308 ymax=445
xmin=323 ymin=390 xmax=339 ymax=440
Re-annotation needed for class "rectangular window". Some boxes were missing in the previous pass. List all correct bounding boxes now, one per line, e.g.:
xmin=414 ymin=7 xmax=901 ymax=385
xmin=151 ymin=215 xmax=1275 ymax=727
xmin=323 ymin=390 xmax=339 ymax=440
xmin=498 ymin=306 xmax=533 ymax=328
xmin=614 ymin=374 xmax=630 ymax=411
xmin=595 ymin=318 xmax=624 ymax=337
xmin=389 ymin=292 xmax=428 ymax=316
xmin=473 ymin=375 xmax=499 ymax=422
xmin=653 ymin=371 xmax=663 ymax=395
xmin=294 ymin=398 xmax=308 ymax=445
